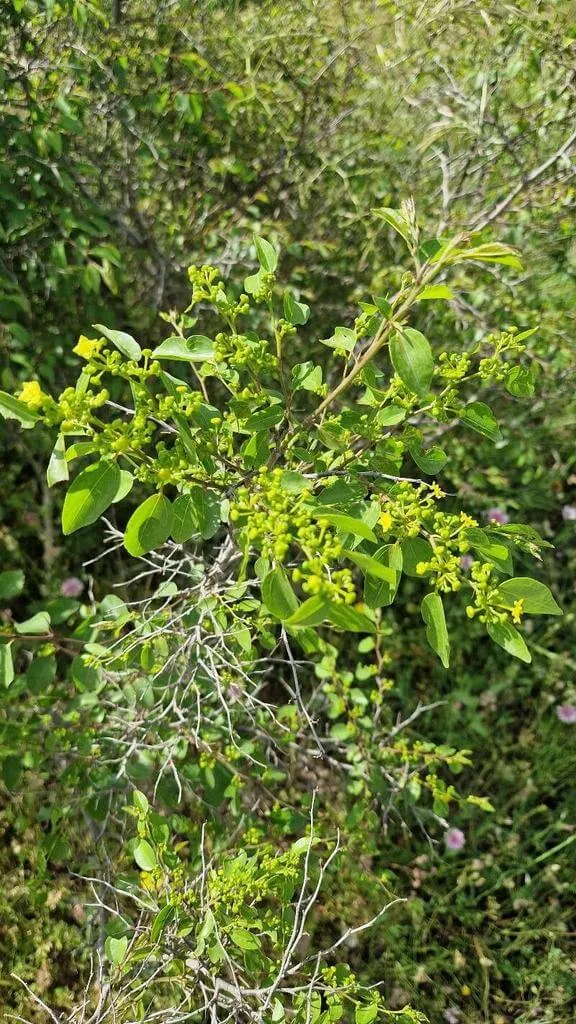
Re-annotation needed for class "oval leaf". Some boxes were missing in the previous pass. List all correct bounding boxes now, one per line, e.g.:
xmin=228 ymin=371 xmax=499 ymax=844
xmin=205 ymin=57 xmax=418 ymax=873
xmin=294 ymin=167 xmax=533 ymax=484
xmin=421 ymin=593 xmax=450 ymax=668
xmin=487 ymin=621 xmax=531 ymax=663
xmin=124 ymin=493 xmax=174 ymax=557
xmin=364 ymin=543 xmax=403 ymax=608
xmin=93 ymin=324 xmax=141 ymax=361
xmin=133 ymin=838 xmax=157 ymax=871
xmin=495 ymin=578 xmax=562 ymax=616
xmin=171 ymin=493 xmax=199 ymax=544
xmin=389 ymin=327 xmax=433 ymax=396
xmin=262 ymin=568 xmax=299 ymax=620
xmin=62 ymin=460 xmax=121 ymax=535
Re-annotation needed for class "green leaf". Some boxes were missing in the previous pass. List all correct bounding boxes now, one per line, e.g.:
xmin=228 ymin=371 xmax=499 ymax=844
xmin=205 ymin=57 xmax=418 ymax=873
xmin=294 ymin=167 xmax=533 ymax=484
xmin=285 ymin=596 xmax=329 ymax=628
xmin=151 ymin=904 xmax=176 ymax=943
xmin=0 ymin=390 xmax=39 ymax=429
xmin=230 ymin=926 xmax=261 ymax=951
xmin=188 ymin=485 xmax=221 ymax=540
xmin=47 ymin=434 xmax=69 ymax=486
xmin=291 ymin=362 xmax=323 ymax=393
xmin=244 ymin=269 xmax=265 ymax=295
xmin=254 ymin=235 xmax=278 ymax=272
xmin=326 ymin=602 xmax=377 ymax=634
xmin=460 ymin=401 xmax=501 ymax=442
xmin=262 ymin=568 xmax=299 ymax=620
xmin=62 ymin=460 xmax=121 ymax=535
xmin=421 ymin=593 xmax=450 ymax=668
xmin=0 ymin=570 xmax=25 ymax=601
xmin=124 ymin=493 xmax=174 ymax=557
xmin=283 ymin=291 xmax=310 ymax=325
xmin=455 ymin=242 xmax=523 ymax=270
xmin=154 ymin=335 xmax=215 ymax=362
xmin=364 ymin=543 xmax=403 ymax=608
xmin=376 ymin=405 xmax=406 ymax=426
xmin=133 ymin=838 xmax=157 ymax=871
xmin=355 ymin=1005 xmax=379 ymax=1024
xmin=342 ymin=549 xmax=396 ymax=583
xmin=2 ymin=755 xmax=22 ymax=789
xmin=372 ymin=206 xmax=411 ymax=245
xmin=312 ymin=512 xmax=377 ymax=543
xmin=487 ymin=621 xmax=531 ymax=662
xmin=105 ymin=935 xmax=128 ymax=965
xmin=506 ymin=365 xmax=536 ymax=398
xmin=0 ymin=644 xmax=15 ymax=688
xmin=466 ymin=528 xmax=513 ymax=574
xmin=171 ymin=493 xmax=199 ymax=544
xmin=320 ymin=326 xmax=356 ymax=353
xmin=93 ymin=324 xmax=141 ymax=361
xmin=111 ymin=470 xmax=134 ymax=504
xmin=244 ymin=406 xmax=284 ymax=431
xmin=417 ymin=285 xmax=453 ymax=301
xmin=15 ymin=611 xmax=51 ymax=635
xmin=401 ymin=537 xmax=433 ymax=576
xmin=279 ymin=471 xmax=311 ymax=494
xmin=132 ymin=790 xmax=149 ymax=814
xmin=408 ymin=441 xmax=448 ymax=475
xmin=495 ymin=578 xmax=562 ymax=616
xmin=389 ymin=327 xmax=434 ymax=396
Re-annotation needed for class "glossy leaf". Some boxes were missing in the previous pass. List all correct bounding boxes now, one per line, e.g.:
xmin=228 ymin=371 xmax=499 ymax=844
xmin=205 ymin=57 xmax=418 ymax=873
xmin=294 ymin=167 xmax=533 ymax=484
xmin=262 ymin=568 xmax=299 ymax=620
xmin=93 ymin=324 xmax=141 ymax=361
xmin=495 ymin=578 xmax=562 ymax=616
xmin=0 ymin=390 xmax=39 ymax=428
xmin=0 ymin=644 xmax=15 ymax=688
xmin=460 ymin=401 xmax=501 ymax=441
xmin=47 ymin=434 xmax=69 ymax=486
xmin=487 ymin=621 xmax=531 ymax=662
xmin=421 ymin=592 xmax=450 ymax=668
xmin=62 ymin=460 xmax=121 ymax=535
xmin=124 ymin=493 xmax=174 ymax=556
xmin=364 ymin=543 xmax=403 ymax=608
xmin=171 ymin=493 xmax=199 ymax=544
xmin=389 ymin=327 xmax=433 ymax=396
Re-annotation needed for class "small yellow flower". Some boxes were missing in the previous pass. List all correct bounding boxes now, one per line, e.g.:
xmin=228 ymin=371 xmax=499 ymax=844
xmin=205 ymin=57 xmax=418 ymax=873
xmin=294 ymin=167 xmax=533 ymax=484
xmin=73 ymin=335 xmax=101 ymax=360
xmin=511 ymin=598 xmax=524 ymax=624
xmin=18 ymin=380 xmax=46 ymax=409
xmin=380 ymin=511 xmax=393 ymax=532
xmin=461 ymin=984 xmax=471 ymax=997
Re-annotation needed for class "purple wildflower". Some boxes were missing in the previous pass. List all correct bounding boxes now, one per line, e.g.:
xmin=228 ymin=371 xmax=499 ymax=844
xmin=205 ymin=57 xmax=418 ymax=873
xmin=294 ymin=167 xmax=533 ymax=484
xmin=443 ymin=1009 xmax=461 ymax=1024
xmin=460 ymin=554 xmax=473 ymax=570
xmin=445 ymin=827 xmax=466 ymax=852
xmin=60 ymin=576 xmax=84 ymax=598
xmin=562 ymin=505 xmax=576 ymax=521
xmin=556 ymin=704 xmax=576 ymax=724
xmin=485 ymin=507 xmax=510 ymax=525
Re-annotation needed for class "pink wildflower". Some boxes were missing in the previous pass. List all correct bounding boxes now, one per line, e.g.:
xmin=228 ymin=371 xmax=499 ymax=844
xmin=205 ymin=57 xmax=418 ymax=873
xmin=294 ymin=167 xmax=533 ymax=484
xmin=445 ymin=827 xmax=466 ymax=852
xmin=556 ymin=704 xmax=576 ymax=724
xmin=485 ymin=507 xmax=509 ymax=525
xmin=60 ymin=577 xmax=84 ymax=598
xmin=562 ymin=505 xmax=576 ymax=521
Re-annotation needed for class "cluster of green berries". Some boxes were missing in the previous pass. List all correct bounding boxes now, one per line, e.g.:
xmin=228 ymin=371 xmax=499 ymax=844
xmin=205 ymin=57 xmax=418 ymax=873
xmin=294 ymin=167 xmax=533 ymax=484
xmin=379 ymin=481 xmax=447 ymax=540
xmin=415 ymin=511 xmax=477 ymax=592
xmin=213 ymin=331 xmax=277 ymax=373
xmin=465 ymin=561 xmax=524 ymax=625
xmin=52 ymin=386 xmax=109 ymax=431
xmin=188 ymin=264 xmax=250 ymax=320
xmin=437 ymin=351 xmax=471 ymax=381
xmin=230 ymin=468 xmax=357 ymax=603
xmin=251 ymin=270 xmax=276 ymax=304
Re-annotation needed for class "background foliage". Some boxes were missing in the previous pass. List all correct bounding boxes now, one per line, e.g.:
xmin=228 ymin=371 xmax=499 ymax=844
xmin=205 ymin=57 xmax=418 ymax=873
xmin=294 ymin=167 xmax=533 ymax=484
xmin=1 ymin=1 xmax=576 ymax=1022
